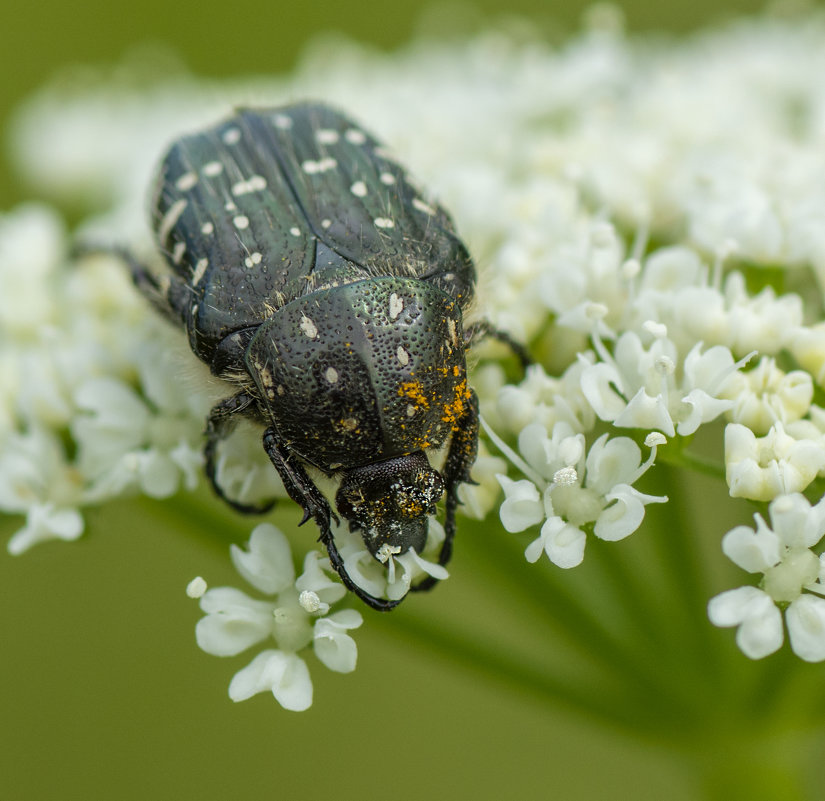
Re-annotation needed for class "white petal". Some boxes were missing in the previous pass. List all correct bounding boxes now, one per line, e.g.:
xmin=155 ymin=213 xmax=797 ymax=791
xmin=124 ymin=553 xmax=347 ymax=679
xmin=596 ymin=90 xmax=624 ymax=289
xmin=614 ymin=388 xmax=675 ymax=436
xmin=497 ymin=475 xmax=543 ymax=532
xmin=313 ymin=616 xmax=361 ymax=673
xmin=721 ymin=523 xmax=782 ymax=573
xmin=137 ymin=450 xmax=180 ymax=498
xmin=229 ymin=650 xmax=313 ymax=711
xmin=770 ymin=493 xmax=825 ymax=549
xmin=7 ymin=503 xmax=84 ymax=555
xmin=707 ymin=585 xmax=768 ymax=626
xmin=584 ymin=434 xmax=641 ymax=493
xmin=786 ymin=595 xmax=825 ymax=662
xmin=676 ymin=389 xmax=733 ymax=436
xmin=231 ymin=523 xmax=295 ymax=595
xmin=541 ymin=516 xmax=586 ymax=568
xmin=736 ymin=603 xmax=784 ymax=660
xmin=594 ymin=486 xmax=648 ymax=542
xmin=580 ymin=361 xmax=627 ymax=422
xmin=196 ymin=587 xmax=274 ymax=656
xmin=707 ymin=586 xmax=783 ymax=659
xmin=295 ymin=550 xmax=347 ymax=605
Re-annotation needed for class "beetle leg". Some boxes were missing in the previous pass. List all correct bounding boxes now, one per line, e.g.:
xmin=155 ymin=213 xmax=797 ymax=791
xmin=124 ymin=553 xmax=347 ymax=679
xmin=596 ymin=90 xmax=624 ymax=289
xmin=73 ymin=244 xmax=193 ymax=327
xmin=412 ymin=389 xmax=479 ymax=594
xmin=464 ymin=320 xmax=531 ymax=368
xmin=204 ymin=392 xmax=277 ymax=515
xmin=262 ymin=429 xmax=403 ymax=612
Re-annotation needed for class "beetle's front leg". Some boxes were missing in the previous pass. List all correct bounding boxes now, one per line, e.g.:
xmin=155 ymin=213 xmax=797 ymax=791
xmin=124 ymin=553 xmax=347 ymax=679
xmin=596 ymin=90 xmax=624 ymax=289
xmin=463 ymin=319 xmax=531 ymax=368
xmin=412 ymin=389 xmax=479 ymax=594
xmin=262 ymin=429 xmax=402 ymax=612
xmin=205 ymin=392 xmax=276 ymax=515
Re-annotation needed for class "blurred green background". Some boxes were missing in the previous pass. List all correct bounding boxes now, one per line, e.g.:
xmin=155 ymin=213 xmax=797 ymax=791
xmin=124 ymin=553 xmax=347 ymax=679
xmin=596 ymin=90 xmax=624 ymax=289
xmin=0 ymin=1 xmax=800 ymax=799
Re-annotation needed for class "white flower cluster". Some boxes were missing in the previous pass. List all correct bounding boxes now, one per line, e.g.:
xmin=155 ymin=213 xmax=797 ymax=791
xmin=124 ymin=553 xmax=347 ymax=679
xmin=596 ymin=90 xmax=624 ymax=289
xmin=195 ymin=523 xmax=362 ymax=711
xmin=4 ymin=12 xmax=825 ymax=678
xmin=708 ymin=495 xmax=825 ymax=662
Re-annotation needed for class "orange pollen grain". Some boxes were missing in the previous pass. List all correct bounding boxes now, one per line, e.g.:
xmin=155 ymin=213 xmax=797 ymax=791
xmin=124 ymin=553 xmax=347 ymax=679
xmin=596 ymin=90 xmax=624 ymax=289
xmin=398 ymin=381 xmax=430 ymax=408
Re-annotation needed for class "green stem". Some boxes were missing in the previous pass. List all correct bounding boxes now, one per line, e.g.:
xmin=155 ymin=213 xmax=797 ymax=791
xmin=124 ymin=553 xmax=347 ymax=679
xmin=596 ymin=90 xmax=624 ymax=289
xmin=460 ymin=516 xmax=704 ymax=729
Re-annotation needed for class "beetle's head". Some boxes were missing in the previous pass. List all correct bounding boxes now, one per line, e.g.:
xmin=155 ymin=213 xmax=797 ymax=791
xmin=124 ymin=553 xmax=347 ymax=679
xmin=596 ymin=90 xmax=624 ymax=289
xmin=335 ymin=451 xmax=444 ymax=560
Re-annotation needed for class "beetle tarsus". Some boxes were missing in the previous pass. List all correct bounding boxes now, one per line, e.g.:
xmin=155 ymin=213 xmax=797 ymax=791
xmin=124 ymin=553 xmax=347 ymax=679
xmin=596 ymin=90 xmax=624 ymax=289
xmin=204 ymin=392 xmax=277 ymax=515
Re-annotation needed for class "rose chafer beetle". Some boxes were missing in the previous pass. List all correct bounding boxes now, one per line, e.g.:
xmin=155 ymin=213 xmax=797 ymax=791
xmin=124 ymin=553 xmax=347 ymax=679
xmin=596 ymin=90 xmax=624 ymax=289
xmin=121 ymin=102 xmax=525 ymax=610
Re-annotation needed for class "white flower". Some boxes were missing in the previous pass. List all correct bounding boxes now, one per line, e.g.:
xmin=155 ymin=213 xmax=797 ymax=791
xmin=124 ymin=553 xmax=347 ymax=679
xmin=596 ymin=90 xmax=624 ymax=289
xmin=721 ymin=357 xmax=813 ymax=435
xmin=333 ymin=519 xmax=448 ymax=602
xmin=709 ymin=493 xmax=825 ymax=661
xmin=495 ymin=422 xmax=666 ymax=568
xmin=194 ymin=523 xmax=362 ymax=710
xmin=580 ymin=329 xmax=746 ymax=437
xmin=71 ymin=376 xmax=204 ymax=502
xmin=725 ymin=422 xmax=825 ymax=501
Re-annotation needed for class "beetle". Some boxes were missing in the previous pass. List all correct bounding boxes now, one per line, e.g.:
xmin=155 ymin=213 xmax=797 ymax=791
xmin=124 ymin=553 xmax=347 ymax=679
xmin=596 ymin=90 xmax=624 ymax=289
xmin=119 ymin=102 xmax=525 ymax=610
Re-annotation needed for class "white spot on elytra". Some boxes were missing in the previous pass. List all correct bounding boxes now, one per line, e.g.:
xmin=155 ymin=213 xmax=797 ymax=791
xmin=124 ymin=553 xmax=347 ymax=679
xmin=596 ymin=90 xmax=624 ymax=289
xmin=172 ymin=241 xmax=187 ymax=264
xmin=201 ymin=221 xmax=214 ymax=235
xmin=447 ymin=317 xmax=458 ymax=345
xmin=388 ymin=293 xmax=404 ymax=320
xmin=325 ymin=366 xmax=339 ymax=384
xmin=222 ymin=127 xmax=241 ymax=145
xmin=192 ymin=258 xmax=209 ymax=285
xmin=300 ymin=315 xmax=318 ymax=339
xmin=234 ymin=215 xmax=250 ymax=230
xmin=406 ymin=405 xmax=417 ymax=417
xmin=302 ymin=157 xmax=337 ymax=174
xmin=345 ymin=128 xmax=367 ymax=145
xmin=232 ymin=175 xmax=267 ymax=195
xmin=413 ymin=197 xmax=436 ymax=215
xmin=316 ymin=128 xmax=339 ymax=144
xmin=244 ymin=252 xmax=262 ymax=268
xmin=350 ymin=181 xmax=367 ymax=197
xmin=396 ymin=345 xmax=410 ymax=366
xmin=175 ymin=171 xmax=198 ymax=191
xmin=158 ymin=198 xmax=187 ymax=246
xmin=289 ymin=227 xmax=301 ymax=237
xmin=203 ymin=161 xmax=223 ymax=177
xmin=224 ymin=201 xmax=237 ymax=212
xmin=321 ymin=219 xmax=332 ymax=229
xmin=379 ymin=172 xmax=396 ymax=185
xmin=374 ymin=217 xmax=394 ymax=229
xmin=273 ymin=114 xmax=293 ymax=129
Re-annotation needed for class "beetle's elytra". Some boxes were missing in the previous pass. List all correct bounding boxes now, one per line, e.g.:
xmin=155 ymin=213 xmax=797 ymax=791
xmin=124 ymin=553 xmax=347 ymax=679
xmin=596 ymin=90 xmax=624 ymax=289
xmin=129 ymin=102 xmax=509 ymax=610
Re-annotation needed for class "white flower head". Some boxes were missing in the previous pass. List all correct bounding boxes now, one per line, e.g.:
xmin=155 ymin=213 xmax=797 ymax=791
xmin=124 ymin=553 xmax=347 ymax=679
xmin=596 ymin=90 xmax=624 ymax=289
xmin=725 ymin=422 xmax=825 ymax=501
xmin=194 ymin=523 xmax=362 ymax=710
xmin=333 ymin=518 xmax=448 ymax=602
xmin=709 ymin=493 xmax=825 ymax=662
xmin=496 ymin=421 xmax=666 ymax=568
xmin=579 ymin=328 xmax=749 ymax=438
xmin=721 ymin=356 xmax=813 ymax=435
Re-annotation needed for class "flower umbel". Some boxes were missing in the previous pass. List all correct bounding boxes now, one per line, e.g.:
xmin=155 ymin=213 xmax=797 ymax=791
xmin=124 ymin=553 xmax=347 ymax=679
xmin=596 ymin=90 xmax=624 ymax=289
xmin=7 ymin=17 xmax=825 ymax=781
xmin=709 ymin=494 xmax=825 ymax=662
xmin=194 ymin=523 xmax=362 ymax=710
